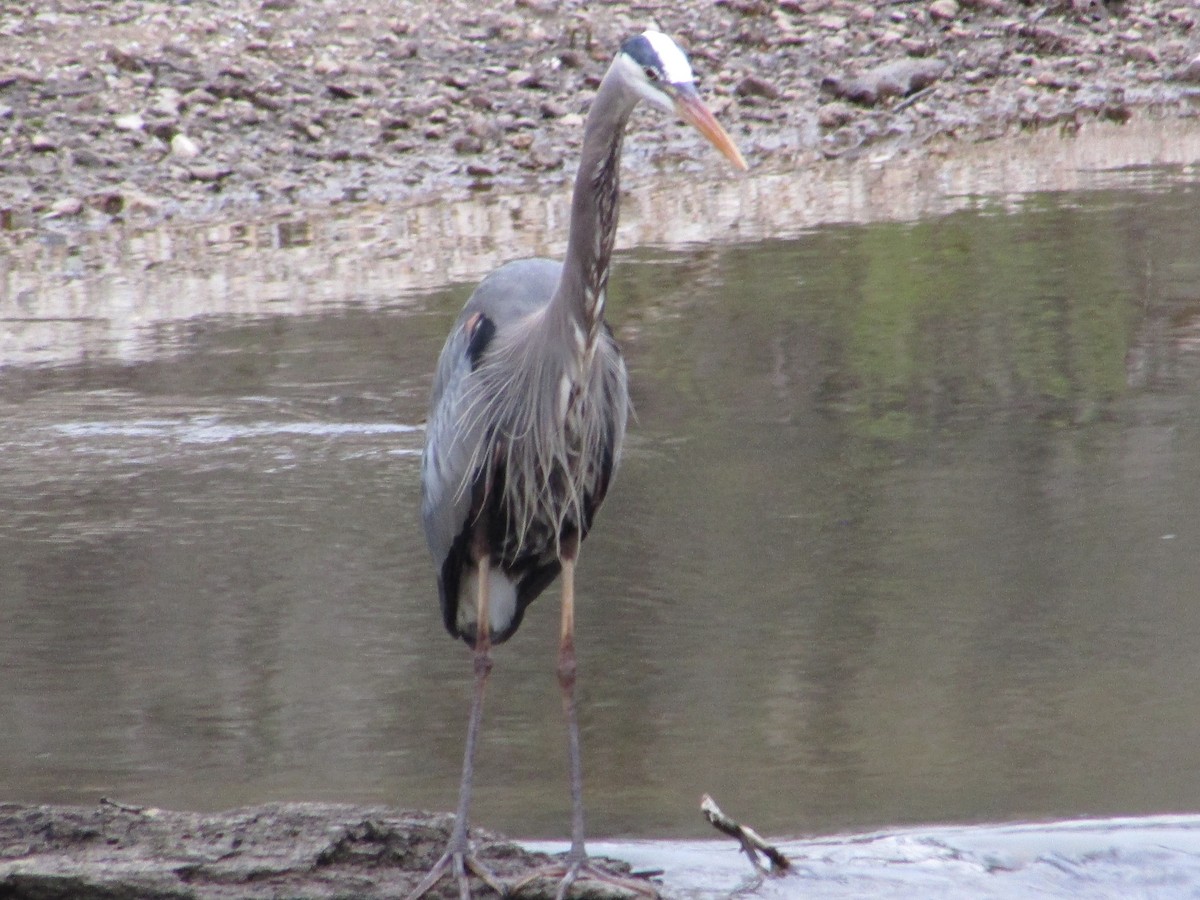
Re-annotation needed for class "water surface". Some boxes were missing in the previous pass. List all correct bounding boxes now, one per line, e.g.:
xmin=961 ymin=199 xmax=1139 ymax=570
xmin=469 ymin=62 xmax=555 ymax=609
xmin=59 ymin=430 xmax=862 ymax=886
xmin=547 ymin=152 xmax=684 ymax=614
xmin=2 ymin=155 xmax=1200 ymax=845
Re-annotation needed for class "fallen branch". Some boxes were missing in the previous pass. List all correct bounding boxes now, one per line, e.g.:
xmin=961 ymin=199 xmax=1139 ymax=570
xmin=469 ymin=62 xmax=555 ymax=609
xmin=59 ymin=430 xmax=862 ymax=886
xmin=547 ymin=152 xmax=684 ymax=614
xmin=821 ymin=58 xmax=948 ymax=106
xmin=700 ymin=794 xmax=791 ymax=876
xmin=99 ymin=797 xmax=146 ymax=815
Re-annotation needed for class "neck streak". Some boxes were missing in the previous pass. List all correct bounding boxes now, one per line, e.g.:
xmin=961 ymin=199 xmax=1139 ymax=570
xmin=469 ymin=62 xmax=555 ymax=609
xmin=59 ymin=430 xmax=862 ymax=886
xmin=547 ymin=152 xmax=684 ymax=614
xmin=549 ymin=67 xmax=637 ymax=354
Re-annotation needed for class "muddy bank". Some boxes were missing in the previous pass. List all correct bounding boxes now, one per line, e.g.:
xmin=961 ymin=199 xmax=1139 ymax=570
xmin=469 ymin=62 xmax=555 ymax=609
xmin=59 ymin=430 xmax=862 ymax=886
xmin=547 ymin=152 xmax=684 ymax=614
xmin=1 ymin=0 xmax=1198 ymax=228
xmin=6 ymin=803 xmax=1200 ymax=898
xmin=0 ymin=801 xmax=651 ymax=899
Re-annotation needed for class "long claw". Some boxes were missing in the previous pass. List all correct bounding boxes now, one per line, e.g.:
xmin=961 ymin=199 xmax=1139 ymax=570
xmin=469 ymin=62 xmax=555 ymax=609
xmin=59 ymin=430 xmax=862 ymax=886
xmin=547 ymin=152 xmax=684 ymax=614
xmin=406 ymin=848 xmax=452 ymax=900
xmin=466 ymin=854 xmax=508 ymax=895
xmin=407 ymin=847 xmax=506 ymax=900
xmin=511 ymin=858 xmax=658 ymax=899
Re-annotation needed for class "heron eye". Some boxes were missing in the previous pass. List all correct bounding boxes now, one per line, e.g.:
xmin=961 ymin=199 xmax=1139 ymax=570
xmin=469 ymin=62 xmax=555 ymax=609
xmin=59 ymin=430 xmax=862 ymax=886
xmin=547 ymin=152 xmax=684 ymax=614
xmin=643 ymin=66 xmax=659 ymax=82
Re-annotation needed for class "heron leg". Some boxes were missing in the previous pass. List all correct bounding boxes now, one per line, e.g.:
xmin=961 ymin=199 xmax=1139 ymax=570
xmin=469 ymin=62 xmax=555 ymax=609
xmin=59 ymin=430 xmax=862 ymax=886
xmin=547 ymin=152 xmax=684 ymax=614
xmin=407 ymin=556 xmax=505 ymax=900
xmin=558 ymin=557 xmax=586 ymax=863
xmin=511 ymin=556 xmax=659 ymax=899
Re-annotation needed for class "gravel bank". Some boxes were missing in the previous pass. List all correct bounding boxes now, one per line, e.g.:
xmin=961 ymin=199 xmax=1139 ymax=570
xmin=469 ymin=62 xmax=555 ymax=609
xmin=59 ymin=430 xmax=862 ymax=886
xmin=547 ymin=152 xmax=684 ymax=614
xmin=0 ymin=0 xmax=1198 ymax=227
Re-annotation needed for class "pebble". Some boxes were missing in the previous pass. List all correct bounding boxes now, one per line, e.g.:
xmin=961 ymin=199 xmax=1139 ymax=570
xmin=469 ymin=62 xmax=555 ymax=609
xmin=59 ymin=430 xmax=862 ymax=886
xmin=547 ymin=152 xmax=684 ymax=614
xmin=509 ymin=69 xmax=545 ymax=89
xmin=170 ymin=133 xmax=201 ymax=159
xmin=45 ymin=196 xmax=83 ymax=218
xmin=558 ymin=49 xmax=586 ymax=69
xmin=30 ymin=134 xmax=57 ymax=152
xmin=294 ymin=121 xmax=324 ymax=141
xmin=114 ymin=113 xmax=144 ymax=131
xmin=736 ymin=74 xmax=781 ymax=100
xmin=182 ymin=88 xmax=217 ymax=108
xmin=452 ymin=133 xmax=484 ymax=154
xmin=152 ymin=89 xmax=183 ymax=117
xmin=817 ymin=101 xmax=856 ymax=129
xmin=525 ymin=145 xmax=562 ymax=170
xmin=408 ymin=98 xmax=446 ymax=118
xmin=313 ymin=57 xmax=343 ymax=77
xmin=1125 ymin=44 xmax=1160 ymax=65
xmin=91 ymin=192 xmax=125 ymax=215
xmin=188 ymin=164 xmax=232 ymax=183
xmin=930 ymin=0 xmax=959 ymax=21
xmin=1177 ymin=54 xmax=1200 ymax=83
xmin=464 ymin=115 xmax=497 ymax=140
xmin=1035 ymin=70 xmax=1070 ymax=89
xmin=71 ymin=148 xmax=107 ymax=168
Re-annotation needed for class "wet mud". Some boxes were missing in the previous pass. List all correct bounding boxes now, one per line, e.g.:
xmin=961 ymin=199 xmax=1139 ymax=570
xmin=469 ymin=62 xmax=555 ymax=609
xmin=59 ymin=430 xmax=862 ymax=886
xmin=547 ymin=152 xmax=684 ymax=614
xmin=0 ymin=801 xmax=648 ymax=899
xmin=5 ymin=802 xmax=1200 ymax=898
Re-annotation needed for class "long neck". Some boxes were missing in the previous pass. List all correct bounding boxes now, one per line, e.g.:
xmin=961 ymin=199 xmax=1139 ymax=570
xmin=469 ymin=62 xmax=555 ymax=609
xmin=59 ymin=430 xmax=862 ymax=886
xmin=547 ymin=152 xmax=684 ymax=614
xmin=549 ymin=68 xmax=637 ymax=348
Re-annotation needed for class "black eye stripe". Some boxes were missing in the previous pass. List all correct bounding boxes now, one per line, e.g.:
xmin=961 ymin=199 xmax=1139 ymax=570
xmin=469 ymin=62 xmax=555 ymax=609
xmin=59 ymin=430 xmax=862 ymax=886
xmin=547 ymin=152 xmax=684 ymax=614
xmin=620 ymin=33 xmax=660 ymax=72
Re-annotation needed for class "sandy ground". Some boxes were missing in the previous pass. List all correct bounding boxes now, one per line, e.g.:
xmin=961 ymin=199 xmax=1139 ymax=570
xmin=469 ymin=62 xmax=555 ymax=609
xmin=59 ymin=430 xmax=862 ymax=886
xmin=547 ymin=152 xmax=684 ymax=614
xmin=1 ymin=0 xmax=1198 ymax=227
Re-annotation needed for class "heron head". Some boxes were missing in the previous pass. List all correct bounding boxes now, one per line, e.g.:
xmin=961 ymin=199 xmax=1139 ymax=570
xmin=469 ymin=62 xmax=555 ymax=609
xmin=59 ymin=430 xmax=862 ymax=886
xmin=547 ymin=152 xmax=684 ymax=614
xmin=616 ymin=30 xmax=748 ymax=171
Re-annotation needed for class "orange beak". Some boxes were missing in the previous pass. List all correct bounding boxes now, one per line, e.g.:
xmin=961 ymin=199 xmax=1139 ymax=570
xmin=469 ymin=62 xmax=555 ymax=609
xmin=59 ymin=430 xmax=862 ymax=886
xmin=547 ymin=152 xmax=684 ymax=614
xmin=674 ymin=86 xmax=748 ymax=171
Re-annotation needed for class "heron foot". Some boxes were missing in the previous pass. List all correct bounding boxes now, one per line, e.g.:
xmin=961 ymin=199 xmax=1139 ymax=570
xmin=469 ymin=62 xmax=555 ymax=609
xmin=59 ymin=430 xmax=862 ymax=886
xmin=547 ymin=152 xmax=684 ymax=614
xmin=407 ymin=846 xmax=507 ymax=900
xmin=511 ymin=856 xmax=659 ymax=899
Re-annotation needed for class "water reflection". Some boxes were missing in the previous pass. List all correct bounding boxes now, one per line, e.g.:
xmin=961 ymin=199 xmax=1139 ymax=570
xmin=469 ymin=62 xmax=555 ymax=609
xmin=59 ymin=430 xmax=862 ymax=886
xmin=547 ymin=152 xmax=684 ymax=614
xmin=2 ymin=165 xmax=1200 ymax=845
xmin=3 ymin=117 xmax=1198 ymax=369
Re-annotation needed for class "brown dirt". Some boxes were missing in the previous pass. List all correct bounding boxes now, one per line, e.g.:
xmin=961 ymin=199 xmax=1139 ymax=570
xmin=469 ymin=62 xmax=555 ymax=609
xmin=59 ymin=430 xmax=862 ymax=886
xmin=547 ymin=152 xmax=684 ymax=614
xmin=0 ymin=0 xmax=1197 ymax=228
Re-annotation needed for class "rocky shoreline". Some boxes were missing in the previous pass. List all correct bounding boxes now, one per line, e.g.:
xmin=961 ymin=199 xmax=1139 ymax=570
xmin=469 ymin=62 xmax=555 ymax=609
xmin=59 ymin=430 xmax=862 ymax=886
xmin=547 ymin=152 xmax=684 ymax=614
xmin=1 ymin=0 xmax=1198 ymax=229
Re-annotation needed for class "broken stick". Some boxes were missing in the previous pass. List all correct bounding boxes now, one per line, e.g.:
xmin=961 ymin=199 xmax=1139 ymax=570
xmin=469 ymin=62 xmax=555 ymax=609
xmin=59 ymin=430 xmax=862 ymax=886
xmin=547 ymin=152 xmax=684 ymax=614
xmin=700 ymin=794 xmax=791 ymax=876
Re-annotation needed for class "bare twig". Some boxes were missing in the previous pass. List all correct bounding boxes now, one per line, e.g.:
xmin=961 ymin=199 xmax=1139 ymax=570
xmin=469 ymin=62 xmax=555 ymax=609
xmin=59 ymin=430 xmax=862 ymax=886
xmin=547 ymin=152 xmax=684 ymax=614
xmin=892 ymin=85 xmax=937 ymax=114
xmin=99 ymin=797 xmax=146 ymax=815
xmin=700 ymin=794 xmax=790 ymax=875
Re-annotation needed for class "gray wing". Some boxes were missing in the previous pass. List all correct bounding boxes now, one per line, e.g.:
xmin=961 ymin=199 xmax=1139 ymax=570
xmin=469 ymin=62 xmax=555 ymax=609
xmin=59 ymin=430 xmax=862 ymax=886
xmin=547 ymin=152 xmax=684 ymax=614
xmin=420 ymin=258 xmax=563 ymax=571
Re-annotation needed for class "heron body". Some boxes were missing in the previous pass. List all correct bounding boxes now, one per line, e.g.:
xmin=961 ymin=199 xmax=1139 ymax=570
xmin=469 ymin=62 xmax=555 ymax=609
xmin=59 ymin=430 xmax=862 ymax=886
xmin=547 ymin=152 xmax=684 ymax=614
xmin=421 ymin=256 xmax=627 ymax=645
xmin=413 ymin=30 xmax=746 ymax=900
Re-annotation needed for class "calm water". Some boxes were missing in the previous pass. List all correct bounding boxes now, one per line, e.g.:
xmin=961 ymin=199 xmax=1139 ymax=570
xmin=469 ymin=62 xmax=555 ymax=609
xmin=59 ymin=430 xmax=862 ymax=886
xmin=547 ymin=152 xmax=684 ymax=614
xmin=2 ymin=169 xmax=1200 ymax=844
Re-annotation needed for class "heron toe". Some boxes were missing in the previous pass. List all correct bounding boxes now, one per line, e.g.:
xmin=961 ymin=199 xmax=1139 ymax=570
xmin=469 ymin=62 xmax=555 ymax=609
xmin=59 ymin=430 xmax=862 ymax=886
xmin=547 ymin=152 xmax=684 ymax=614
xmin=510 ymin=856 xmax=660 ymax=899
xmin=407 ymin=846 xmax=506 ymax=900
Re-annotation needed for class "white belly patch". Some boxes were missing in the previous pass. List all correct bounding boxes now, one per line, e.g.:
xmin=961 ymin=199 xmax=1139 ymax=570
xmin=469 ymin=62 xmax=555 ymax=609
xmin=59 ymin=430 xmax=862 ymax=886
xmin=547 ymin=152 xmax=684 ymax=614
xmin=457 ymin=566 xmax=520 ymax=638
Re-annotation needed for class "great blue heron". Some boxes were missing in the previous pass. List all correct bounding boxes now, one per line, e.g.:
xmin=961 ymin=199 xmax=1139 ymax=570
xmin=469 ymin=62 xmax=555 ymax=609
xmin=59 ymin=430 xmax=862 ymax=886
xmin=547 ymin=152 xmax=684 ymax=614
xmin=413 ymin=30 xmax=746 ymax=899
